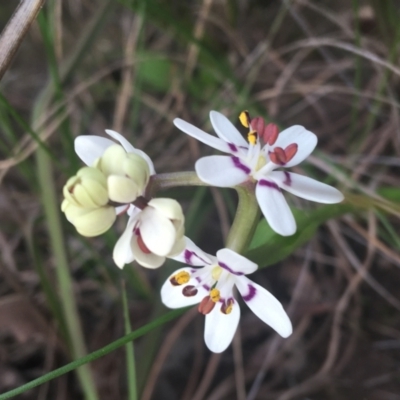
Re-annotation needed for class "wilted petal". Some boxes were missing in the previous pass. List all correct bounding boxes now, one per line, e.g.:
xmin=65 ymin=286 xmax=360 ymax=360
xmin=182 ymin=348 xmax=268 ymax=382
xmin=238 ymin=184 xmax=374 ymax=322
xmin=105 ymin=129 xmax=155 ymax=175
xmin=255 ymin=180 xmax=296 ymax=236
xmin=161 ymin=268 xmax=208 ymax=308
xmin=75 ymin=136 xmax=114 ymax=166
xmin=140 ymin=207 xmax=176 ymax=256
xmin=209 ymin=111 xmax=248 ymax=148
xmin=172 ymin=237 xmax=213 ymax=266
xmin=236 ymin=277 xmax=292 ymax=338
xmin=270 ymin=171 xmax=344 ymax=203
xmin=174 ymin=118 xmax=232 ymax=154
xmin=204 ymin=301 xmax=240 ymax=353
xmin=216 ymin=248 xmax=257 ymax=275
xmin=270 ymin=125 xmax=317 ymax=168
xmin=195 ymin=155 xmax=249 ymax=187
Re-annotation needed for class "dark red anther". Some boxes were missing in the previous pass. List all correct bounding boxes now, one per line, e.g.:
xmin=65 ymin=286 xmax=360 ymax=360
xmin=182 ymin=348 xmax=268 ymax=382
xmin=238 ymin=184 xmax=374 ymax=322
xmin=182 ymin=285 xmax=198 ymax=297
xmin=284 ymin=143 xmax=298 ymax=163
xmin=250 ymin=117 xmax=265 ymax=136
xmin=198 ymin=296 xmax=216 ymax=315
xmin=269 ymin=147 xmax=286 ymax=165
xmin=137 ymin=234 xmax=151 ymax=254
xmin=263 ymin=123 xmax=279 ymax=145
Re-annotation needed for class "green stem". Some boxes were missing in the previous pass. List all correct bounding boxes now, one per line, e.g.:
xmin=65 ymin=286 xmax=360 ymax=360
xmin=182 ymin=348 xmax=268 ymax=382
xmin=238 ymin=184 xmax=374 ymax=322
xmin=36 ymin=150 xmax=98 ymax=400
xmin=226 ymin=185 xmax=260 ymax=254
xmin=148 ymin=171 xmax=208 ymax=195
xmin=121 ymin=280 xmax=137 ymax=400
xmin=0 ymin=309 xmax=185 ymax=400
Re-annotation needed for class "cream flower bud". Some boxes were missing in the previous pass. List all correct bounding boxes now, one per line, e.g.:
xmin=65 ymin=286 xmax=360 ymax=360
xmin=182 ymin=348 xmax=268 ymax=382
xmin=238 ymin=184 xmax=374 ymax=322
xmin=62 ymin=200 xmax=116 ymax=237
xmin=63 ymin=167 xmax=109 ymax=208
xmin=62 ymin=167 xmax=116 ymax=237
xmin=94 ymin=144 xmax=150 ymax=203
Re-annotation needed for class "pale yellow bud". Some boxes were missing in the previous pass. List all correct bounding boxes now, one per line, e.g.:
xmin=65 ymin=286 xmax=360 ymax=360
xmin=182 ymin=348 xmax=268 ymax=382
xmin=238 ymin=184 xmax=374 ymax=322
xmin=62 ymin=200 xmax=116 ymax=237
xmin=95 ymin=144 xmax=150 ymax=203
xmin=63 ymin=167 xmax=108 ymax=208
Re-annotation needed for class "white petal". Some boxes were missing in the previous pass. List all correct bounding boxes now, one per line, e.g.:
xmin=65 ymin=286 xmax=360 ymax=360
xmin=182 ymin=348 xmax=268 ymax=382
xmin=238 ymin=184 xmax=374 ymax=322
xmin=105 ymin=129 xmax=155 ymax=175
xmin=204 ymin=300 xmax=240 ymax=353
xmin=139 ymin=207 xmax=176 ymax=256
xmin=147 ymin=198 xmax=184 ymax=221
xmin=173 ymin=118 xmax=231 ymax=153
xmin=270 ymin=171 xmax=344 ymax=203
xmin=236 ymin=276 xmax=292 ymax=338
xmin=216 ymin=248 xmax=257 ymax=275
xmin=209 ymin=111 xmax=248 ymax=148
xmin=172 ymin=237 xmax=213 ymax=266
xmin=131 ymin=237 xmax=165 ymax=268
xmin=161 ymin=268 xmax=208 ymax=308
xmin=74 ymin=136 xmax=114 ymax=166
xmin=271 ymin=125 xmax=317 ymax=168
xmin=195 ymin=155 xmax=249 ymax=187
xmin=255 ymin=180 xmax=296 ymax=236
xmin=112 ymin=215 xmax=137 ymax=269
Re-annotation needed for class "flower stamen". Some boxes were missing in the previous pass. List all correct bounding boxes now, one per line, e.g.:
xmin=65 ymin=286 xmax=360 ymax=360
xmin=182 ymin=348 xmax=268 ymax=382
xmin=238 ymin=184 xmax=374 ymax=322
xmin=170 ymin=270 xmax=190 ymax=286
xmin=198 ymin=296 xmax=216 ymax=315
xmin=210 ymin=288 xmax=221 ymax=303
xmin=221 ymin=299 xmax=234 ymax=315
xmin=182 ymin=285 xmax=198 ymax=297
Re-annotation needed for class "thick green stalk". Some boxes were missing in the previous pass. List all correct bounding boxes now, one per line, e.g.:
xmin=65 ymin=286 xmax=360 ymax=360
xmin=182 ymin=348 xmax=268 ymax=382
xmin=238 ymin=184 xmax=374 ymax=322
xmin=0 ymin=309 xmax=185 ymax=400
xmin=226 ymin=185 xmax=260 ymax=254
xmin=121 ymin=280 xmax=137 ymax=400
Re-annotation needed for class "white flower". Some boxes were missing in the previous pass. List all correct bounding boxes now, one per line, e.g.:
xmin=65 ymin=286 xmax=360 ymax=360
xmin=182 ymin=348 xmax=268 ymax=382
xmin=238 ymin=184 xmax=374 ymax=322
xmin=74 ymin=129 xmax=155 ymax=203
xmin=174 ymin=111 xmax=344 ymax=236
xmin=113 ymin=198 xmax=185 ymax=269
xmin=161 ymin=239 xmax=292 ymax=353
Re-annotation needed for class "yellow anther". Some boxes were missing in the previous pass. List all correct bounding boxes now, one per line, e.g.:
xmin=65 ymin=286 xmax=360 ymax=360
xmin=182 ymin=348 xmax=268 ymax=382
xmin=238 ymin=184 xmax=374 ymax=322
xmin=248 ymin=130 xmax=257 ymax=145
xmin=224 ymin=303 xmax=233 ymax=314
xmin=211 ymin=266 xmax=222 ymax=281
xmin=210 ymin=288 xmax=220 ymax=303
xmin=174 ymin=271 xmax=190 ymax=285
xmin=239 ymin=110 xmax=250 ymax=128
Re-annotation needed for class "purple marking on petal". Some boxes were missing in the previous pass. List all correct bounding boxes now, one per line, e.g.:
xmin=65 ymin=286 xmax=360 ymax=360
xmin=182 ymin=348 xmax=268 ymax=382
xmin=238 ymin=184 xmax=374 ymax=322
xmin=258 ymin=179 xmax=281 ymax=191
xmin=203 ymin=284 xmax=210 ymax=291
xmin=219 ymin=261 xmax=245 ymax=276
xmin=231 ymin=156 xmax=251 ymax=175
xmin=184 ymin=249 xmax=210 ymax=266
xmin=228 ymin=143 xmax=238 ymax=153
xmin=283 ymin=171 xmax=291 ymax=186
xmin=241 ymin=284 xmax=257 ymax=302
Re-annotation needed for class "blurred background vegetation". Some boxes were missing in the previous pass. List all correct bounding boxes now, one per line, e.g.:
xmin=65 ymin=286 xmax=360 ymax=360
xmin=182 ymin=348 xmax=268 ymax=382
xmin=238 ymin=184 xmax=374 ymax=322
xmin=1 ymin=0 xmax=400 ymax=399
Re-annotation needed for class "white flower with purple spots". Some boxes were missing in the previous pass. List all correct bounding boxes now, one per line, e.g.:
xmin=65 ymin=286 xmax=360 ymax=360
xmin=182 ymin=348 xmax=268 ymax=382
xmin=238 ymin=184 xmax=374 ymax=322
xmin=174 ymin=111 xmax=344 ymax=236
xmin=161 ymin=239 xmax=292 ymax=353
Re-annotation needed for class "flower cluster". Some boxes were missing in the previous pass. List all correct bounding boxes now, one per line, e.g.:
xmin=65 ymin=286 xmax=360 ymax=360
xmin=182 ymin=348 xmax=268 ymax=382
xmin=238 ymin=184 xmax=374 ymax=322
xmin=62 ymin=110 xmax=344 ymax=352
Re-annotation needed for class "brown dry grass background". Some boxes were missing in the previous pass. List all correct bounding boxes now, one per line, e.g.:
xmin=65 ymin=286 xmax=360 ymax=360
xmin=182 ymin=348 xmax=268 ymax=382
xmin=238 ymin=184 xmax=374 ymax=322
xmin=0 ymin=1 xmax=400 ymax=399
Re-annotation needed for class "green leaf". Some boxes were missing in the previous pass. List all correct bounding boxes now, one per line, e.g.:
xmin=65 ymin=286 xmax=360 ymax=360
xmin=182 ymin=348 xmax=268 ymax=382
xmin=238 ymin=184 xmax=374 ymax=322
xmin=246 ymin=203 xmax=354 ymax=267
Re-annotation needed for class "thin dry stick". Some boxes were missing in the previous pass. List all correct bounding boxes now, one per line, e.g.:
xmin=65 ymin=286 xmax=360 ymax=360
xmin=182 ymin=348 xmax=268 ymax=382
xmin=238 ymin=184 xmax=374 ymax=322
xmin=0 ymin=0 xmax=45 ymax=81
xmin=232 ymin=328 xmax=246 ymax=400
xmin=276 ymin=214 xmax=377 ymax=400
xmin=246 ymin=246 xmax=313 ymax=400
xmin=140 ymin=309 xmax=197 ymax=400
xmin=113 ymin=14 xmax=143 ymax=132
xmin=191 ymin=353 xmax=222 ymax=400
xmin=185 ymin=0 xmax=214 ymax=80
